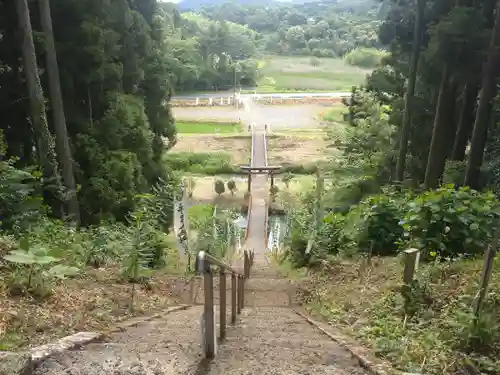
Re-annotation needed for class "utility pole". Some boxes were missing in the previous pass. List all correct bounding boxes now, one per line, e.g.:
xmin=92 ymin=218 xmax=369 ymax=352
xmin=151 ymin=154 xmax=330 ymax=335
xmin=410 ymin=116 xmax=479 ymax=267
xmin=233 ymin=65 xmax=237 ymax=108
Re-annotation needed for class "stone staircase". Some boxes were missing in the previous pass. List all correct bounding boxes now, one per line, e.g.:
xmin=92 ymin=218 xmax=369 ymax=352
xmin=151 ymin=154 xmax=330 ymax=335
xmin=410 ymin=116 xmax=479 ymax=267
xmin=30 ymin=124 xmax=370 ymax=375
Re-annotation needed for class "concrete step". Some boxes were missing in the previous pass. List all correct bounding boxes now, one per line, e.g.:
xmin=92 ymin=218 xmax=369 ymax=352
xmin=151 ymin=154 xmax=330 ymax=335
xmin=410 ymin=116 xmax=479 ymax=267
xmin=203 ymin=307 xmax=369 ymax=375
xmin=192 ymin=277 xmax=300 ymax=307
xmin=35 ymin=306 xmax=209 ymax=374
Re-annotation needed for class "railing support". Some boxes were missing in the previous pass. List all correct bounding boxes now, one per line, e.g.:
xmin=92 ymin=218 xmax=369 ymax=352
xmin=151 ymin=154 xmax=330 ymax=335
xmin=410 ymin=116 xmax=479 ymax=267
xmin=237 ymin=275 xmax=243 ymax=313
xmin=195 ymin=249 xmax=254 ymax=359
xmin=219 ymin=269 xmax=226 ymax=339
xmin=241 ymin=275 xmax=245 ymax=309
xmin=231 ymin=273 xmax=237 ymax=324
xmin=203 ymin=266 xmax=215 ymax=358
xmin=244 ymin=251 xmax=249 ymax=279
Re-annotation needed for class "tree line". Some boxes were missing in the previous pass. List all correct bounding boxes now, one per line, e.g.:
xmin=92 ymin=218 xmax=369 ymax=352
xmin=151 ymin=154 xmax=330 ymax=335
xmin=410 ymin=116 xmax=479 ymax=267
xmin=196 ymin=1 xmax=384 ymax=57
xmin=369 ymin=0 xmax=500 ymax=192
xmin=0 ymin=0 xmax=263 ymax=230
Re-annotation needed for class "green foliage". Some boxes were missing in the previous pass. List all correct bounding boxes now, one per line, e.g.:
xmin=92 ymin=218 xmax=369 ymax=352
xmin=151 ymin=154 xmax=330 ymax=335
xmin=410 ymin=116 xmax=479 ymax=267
xmin=282 ymin=172 xmax=293 ymax=188
xmin=344 ymin=47 xmax=386 ymax=68
xmin=401 ymin=186 xmax=500 ymax=260
xmin=315 ymin=213 xmax=347 ymax=258
xmin=186 ymin=177 xmax=196 ymax=198
xmin=175 ymin=121 xmax=240 ymax=134
xmin=214 ymin=180 xmax=225 ymax=195
xmin=309 ymin=57 xmax=320 ymax=67
xmin=197 ymin=2 xmax=381 ymax=58
xmin=0 ymin=159 xmax=45 ymax=231
xmin=3 ymin=240 xmax=79 ymax=299
xmin=227 ymin=180 xmax=236 ymax=195
xmin=349 ymin=193 xmax=404 ymax=256
xmin=188 ymin=204 xmax=241 ymax=259
xmin=164 ymin=152 xmax=237 ymax=175
xmin=443 ymin=160 xmax=467 ymax=186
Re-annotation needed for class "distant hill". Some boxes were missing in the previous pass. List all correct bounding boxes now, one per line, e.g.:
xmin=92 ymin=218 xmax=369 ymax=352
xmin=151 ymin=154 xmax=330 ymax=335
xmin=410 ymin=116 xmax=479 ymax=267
xmin=178 ymin=0 xmax=270 ymax=11
xmin=177 ymin=0 xmax=377 ymax=12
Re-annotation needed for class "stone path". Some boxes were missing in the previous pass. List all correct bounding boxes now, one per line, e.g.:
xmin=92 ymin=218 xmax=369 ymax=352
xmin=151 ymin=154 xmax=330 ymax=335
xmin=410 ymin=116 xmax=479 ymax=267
xmin=31 ymin=103 xmax=369 ymax=375
xmin=35 ymin=307 xmax=207 ymax=375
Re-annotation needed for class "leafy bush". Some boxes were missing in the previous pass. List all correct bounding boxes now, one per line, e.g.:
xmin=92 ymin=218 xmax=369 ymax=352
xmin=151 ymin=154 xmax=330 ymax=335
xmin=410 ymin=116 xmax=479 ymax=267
xmin=281 ymin=163 xmax=318 ymax=175
xmin=0 ymin=159 xmax=45 ymax=231
xmin=164 ymin=152 xmax=238 ymax=175
xmin=3 ymin=239 xmax=79 ymax=299
xmin=227 ymin=180 xmax=237 ymax=195
xmin=315 ymin=213 xmax=347 ymax=257
xmin=344 ymin=47 xmax=386 ymax=68
xmin=349 ymin=194 xmax=404 ymax=256
xmin=443 ymin=160 xmax=467 ymax=186
xmin=282 ymin=172 xmax=293 ymax=188
xmin=310 ymin=56 xmax=321 ymax=66
xmin=214 ymin=180 xmax=225 ymax=195
xmin=401 ymin=185 xmax=500 ymax=259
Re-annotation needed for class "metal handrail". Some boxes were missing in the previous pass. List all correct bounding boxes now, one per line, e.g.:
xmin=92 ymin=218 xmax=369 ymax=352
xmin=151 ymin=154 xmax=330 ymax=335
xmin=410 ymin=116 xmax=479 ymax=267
xmin=196 ymin=249 xmax=254 ymax=358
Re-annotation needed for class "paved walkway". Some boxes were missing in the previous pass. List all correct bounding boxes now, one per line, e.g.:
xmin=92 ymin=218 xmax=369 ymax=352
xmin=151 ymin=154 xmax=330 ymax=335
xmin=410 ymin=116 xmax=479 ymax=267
xmin=34 ymin=103 xmax=369 ymax=375
xmin=246 ymin=128 xmax=270 ymax=270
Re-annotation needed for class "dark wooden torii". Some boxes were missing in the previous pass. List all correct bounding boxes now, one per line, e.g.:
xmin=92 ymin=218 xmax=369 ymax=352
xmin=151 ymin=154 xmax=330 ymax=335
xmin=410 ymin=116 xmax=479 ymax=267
xmin=239 ymin=165 xmax=282 ymax=192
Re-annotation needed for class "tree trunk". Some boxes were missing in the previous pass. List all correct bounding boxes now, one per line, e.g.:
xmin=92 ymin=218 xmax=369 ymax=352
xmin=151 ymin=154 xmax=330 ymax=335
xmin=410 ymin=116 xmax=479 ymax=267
xmin=445 ymin=80 xmax=459 ymax=158
xmin=16 ymin=0 xmax=61 ymax=207
xmin=464 ymin=1 xmax=500 ymax=188
xmin=452 ymin=83 xmax=478 ymax=161
xmin=39 ymin=0 xmax=80 ymax=225
xmin=424 ymin=64 xmax=453 ymax=189
xmin=395 ymin=0 xmax=426 ymax=182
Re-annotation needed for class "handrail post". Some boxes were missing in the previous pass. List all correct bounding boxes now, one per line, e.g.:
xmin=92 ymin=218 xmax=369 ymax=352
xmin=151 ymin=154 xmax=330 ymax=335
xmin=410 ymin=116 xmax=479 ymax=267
xmin=231 ymin=272 xmax=237 ymax=324
xmin=244 ymin=250 xmax=249 ymax=279
xmin=241 ymin=274 xmax=245 ymax=309
xmin=219 ymin=268 xmax=226 ymax=339
xmin=237 ymin=275 xmax=243 ymax=314
xmin=197 ymin=251 xmax=216 ymax=358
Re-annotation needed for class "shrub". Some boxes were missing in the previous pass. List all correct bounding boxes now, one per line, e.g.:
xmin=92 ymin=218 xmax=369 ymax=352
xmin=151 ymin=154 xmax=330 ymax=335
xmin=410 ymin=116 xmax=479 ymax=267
xmin=0 ymin=159 xmax=45 ymax=231
xmin=443 ymin=160 xmax=467 ymax=186
xmin=344 ymin=47 xmax=386 ymax=68
xmin=401 ymin=185 xmax=500 ymax=260
xmin=282 ymin=172 xmax=293 ymax=188
xmin=186 ymin=177 xmax=196 ymax=198
xmin=349 ymin=194 xmax=404 ymax=256
xmin=310 ymin=56 xmax=321 ymax=67
xmin=164 ymin=152 xmax=237 ymax=175
xmin=227 ymin=180 xmax=237 ymax=195
xmin=281 ymin=163 xmax=318 ymax=175
xmin=214 ymin=180 xmax=225 ymax=195
xmin=315 ymin=213 xmax=347 ymax=257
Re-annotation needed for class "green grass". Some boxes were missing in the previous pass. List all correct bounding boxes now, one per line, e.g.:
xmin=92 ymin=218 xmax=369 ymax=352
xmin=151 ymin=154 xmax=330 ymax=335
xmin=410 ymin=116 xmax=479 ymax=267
xmin=255 ymin=56 xmax=370 ymax=93
xmin=176 ymin=121 xmax=241 ymax=134
xmin=164 ymin=152 xmax=240 ymax=175
xmin=322 ymin=105 xmax=346 ymax=123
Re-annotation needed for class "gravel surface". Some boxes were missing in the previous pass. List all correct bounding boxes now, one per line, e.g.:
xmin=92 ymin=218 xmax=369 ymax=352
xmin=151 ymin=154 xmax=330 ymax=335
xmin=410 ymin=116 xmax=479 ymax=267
xmin=204 ymin=307 xmax=369 ymax=375
xmin=34 ymin=307 xmax=207 ymax=375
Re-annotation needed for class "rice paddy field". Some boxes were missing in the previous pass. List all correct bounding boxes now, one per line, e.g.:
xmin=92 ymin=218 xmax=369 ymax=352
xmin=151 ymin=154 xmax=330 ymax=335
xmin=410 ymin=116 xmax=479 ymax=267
xmin=255 ymin=56 xmax=371 ymax=92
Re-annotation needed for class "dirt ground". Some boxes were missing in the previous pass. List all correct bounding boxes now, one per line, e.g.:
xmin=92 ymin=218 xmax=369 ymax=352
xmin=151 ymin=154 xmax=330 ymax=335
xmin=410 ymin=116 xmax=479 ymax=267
xmin=173 ymin=103 xmax=327 ymax=130
xmin=189 ymin=175 xmax=249 ymax=203
xmin=172 ymin=135 xmax=251 ymax=165
xmin=0 ymin=263 xmax=192 ymax=350
xmin=267 ymin=133 xmax=328 ymax=165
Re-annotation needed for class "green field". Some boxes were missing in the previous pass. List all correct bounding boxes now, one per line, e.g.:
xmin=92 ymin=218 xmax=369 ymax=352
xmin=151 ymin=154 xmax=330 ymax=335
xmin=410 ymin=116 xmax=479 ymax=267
xmin=255 ymin=56 xmax=371 ymax=93
xmin=176 ymin=121 xmax=241 ymax=134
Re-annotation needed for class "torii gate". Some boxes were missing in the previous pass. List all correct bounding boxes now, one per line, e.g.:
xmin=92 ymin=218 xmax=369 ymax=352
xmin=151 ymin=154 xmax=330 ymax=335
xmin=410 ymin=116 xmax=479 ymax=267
xmin=239 ymin=165 xmax=282 ymax=192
